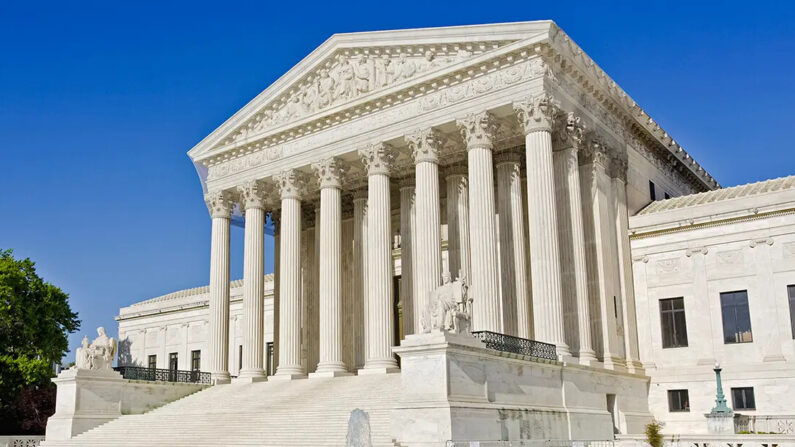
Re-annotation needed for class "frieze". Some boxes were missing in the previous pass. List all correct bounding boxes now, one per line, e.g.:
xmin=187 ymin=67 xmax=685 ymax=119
xmin=655 ymin=258 xmax=680 ymax=275
xmin=207 ymin=57 xmax=544 ymax=184
xmin=218 ymin=42 xmax=515 ymax=149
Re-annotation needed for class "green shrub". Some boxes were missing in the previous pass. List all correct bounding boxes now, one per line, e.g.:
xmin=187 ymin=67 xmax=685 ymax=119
xmin=645 ymin=420 xmax=664 ymax=447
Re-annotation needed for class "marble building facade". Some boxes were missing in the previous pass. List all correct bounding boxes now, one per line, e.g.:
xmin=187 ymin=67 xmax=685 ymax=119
xmin=108 ymin=20 xmax=795 ymax=442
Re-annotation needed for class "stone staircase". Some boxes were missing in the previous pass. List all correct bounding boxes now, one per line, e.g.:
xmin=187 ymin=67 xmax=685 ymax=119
xmin=42 ymin=373 xmax=403 ymax=446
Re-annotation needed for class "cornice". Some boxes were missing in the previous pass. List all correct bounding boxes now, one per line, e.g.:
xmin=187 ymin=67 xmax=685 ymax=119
xmin=629 ymin=207 xmax=795 ymax=240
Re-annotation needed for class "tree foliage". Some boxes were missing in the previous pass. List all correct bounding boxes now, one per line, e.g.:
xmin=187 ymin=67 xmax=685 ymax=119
xmin=0 ymin=249 xmax=80 ymax=434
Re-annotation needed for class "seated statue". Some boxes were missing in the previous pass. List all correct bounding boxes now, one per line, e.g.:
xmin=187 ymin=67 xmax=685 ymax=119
xmin=421 ymin=272 xmax=472 ymax=334
xmin=75 ymin=327 xmax=117 ymax=371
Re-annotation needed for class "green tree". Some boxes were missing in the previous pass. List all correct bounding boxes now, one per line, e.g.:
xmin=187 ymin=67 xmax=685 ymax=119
xmin=0 ymin=249 xmax=80 ymax=434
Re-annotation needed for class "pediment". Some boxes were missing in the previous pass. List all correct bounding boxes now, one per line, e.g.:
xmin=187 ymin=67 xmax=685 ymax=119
xmin=187 ymin=21 xmax=555 ymax=162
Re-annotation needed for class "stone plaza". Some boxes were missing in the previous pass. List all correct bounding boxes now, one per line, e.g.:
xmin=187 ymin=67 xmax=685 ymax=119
xmin=41 ymin=21 xmax=795 ymax=446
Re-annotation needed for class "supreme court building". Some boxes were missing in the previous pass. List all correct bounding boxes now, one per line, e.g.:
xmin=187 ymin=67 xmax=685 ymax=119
xmin=86 ymin=21 xmax=794 ymax=446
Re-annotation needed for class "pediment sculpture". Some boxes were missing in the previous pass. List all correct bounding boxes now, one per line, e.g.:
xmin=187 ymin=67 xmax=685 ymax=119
xmin=421 ymin=272 xmax=472 ymax=334
xmin=75 ymin=326 xmax=117 ymax=371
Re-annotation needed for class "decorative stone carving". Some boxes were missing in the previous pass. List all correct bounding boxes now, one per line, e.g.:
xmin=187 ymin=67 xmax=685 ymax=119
xmin=75 ymin=327 xmax=117 ymax=371
xmin=655 ymin=258 xmax=681 ymax=275
xmin=579 ymin=131 xmax=611 ymax=166
xmin=405 ymin=128 xmax=445 ymax=164
xmin=204 ymin=190 xmax=235 ymax=218
xmin=312 ymin=157 xmax=348 ymax=189
xmin=749 ymin=237 xmax=774 ymax=248
xmin=274 ymin=169 xmax=308 ymax=199
xmin=456 ymin=111 xmax=498 ymax=149
xmin=552 ymin=111 xmax=585 ymax=149
xmin=358 ymin=143 xmax=396 ymax=176
xmin=421 ymin=272 xmax=472 ymax=335
xmin=608 ymin=151 xmax=629 ymax=181
xmin=514 ymin=93 xmax=561 ymax=134
xmin=237 ymin=180 xmax=267 ymax=212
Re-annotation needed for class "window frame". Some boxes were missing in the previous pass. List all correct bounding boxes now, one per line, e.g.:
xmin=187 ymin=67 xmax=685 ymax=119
xmin=667 ymin=389 xmax=690 ymax=412
xmin=168 ymin=352 xmax=178 ymax=371
xmin=147 ymin=354 xmax=157 ymax=369
xmin=788 ymin=285 xmax=795 ymax=340
xmin=659 ymin=297 xmax=689 ymax=349
xmin=731 ymin=387 xmax=756 ymax=411
xmin=649 ymin=180 xmax=657 ymax=201
xmin=191 ymin=350 xmax=201 ymax=371
xmin=720 ymin=290 xmax=754 ymax=344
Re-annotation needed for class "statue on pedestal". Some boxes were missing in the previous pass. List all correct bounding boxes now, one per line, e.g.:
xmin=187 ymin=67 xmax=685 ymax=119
xmin=75 ymin=327 xmax=117 ymax=371
xmin=422 ymin=272 xmax=472 ymax=334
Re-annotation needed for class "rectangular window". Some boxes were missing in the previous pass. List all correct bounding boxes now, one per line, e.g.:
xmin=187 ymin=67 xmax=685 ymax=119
xmin=731 ymin=387 xmax=756 ymax=410
xmin=660 ymin=297 xmax=688 ymax=348
xmin=169 ymin=352 xmax=178 ymax=371
xmin=191 ymin=350 xmax=201 ymax=371
xmin=266 ymin=342 xmax=274 ymax=376
xmin=148 ymin=354 xmax=157 ymax=369
xmin=668 ymin=389 xmax=690 ymax=412
xmin=664 ymin=192 xmax=671 ymax=200
xmin=720 ymin=290 xmax=753 ymax=343
xmin=649 ymin=180 xmax=657 ymax=201
xmin=788 ymin=285 xmax=795 ymax=339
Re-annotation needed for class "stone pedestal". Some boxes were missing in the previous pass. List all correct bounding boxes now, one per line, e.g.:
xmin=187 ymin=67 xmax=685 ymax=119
xmin=45 ymin=368 xmax=125 ymax=441
xmin=705 ymin=413 xmax=736 ymax=434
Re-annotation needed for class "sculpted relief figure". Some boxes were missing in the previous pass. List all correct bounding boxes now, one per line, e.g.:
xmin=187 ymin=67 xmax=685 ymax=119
xmin=374 ymin=55 xmax=392 ymax=88
xmin=75 ymin=327 xmax=117 ymax=371
xmin=355 ymin=56 xmax=371 ymax=95
xmin=316 ymin=68 xmax=335 ymax=109
xmin=418 ymin=50 xmax=441 ymax=73
xmin=422 ymin=272 xmax=472 ymax=334
xmin=394 ymin=53 xmax=416 ymax=82
xmin=335 ymin=56 xmax=356 ymax=102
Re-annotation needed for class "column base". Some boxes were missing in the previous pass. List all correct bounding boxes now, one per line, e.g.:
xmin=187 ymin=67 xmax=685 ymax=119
xmin=233 ymin=374 xmax=268 ymax=384
xmin=210 ymin=372 xmax=231 ymax=385
xmin=602 ymin=355 xmax=628 ymax=373
xmin=268 ymin=373 xmax=307 ymax=381
xmin=309 ymin=370 xmax=353 ymax=379
xmin=578 ymin=350 xmax=599 ymax=366
xmin=358 ymin=365 xmax=400 ymax=375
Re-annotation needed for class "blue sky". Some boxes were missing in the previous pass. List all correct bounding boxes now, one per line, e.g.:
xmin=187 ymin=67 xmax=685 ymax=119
xmin=1 ymin=1 xmax=793 ymax=363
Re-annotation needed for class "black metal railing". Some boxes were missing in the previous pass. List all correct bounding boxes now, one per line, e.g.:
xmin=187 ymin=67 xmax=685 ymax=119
xmin=471 ymin=331 xmax=558 ymax=360
xmin=114 ymin=366 xmax=211 ymax=384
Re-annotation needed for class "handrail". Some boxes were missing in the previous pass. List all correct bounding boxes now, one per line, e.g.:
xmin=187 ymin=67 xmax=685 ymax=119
xmin=113 ymin=365 xmax=211 ymax=384
xmin=471 ymin=331 xmax=558 ymax=361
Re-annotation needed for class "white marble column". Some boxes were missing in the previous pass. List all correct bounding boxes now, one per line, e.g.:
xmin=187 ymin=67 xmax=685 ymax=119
xmin=445 ymin=165 xmax=471 ymax=282
xmin=311 ymin=158 xmax=350 ymax=377
xmin=405 ymin=128 xmax=444 ymax=333
xmin=496 ymin=152 xmax=531 ymax=338
xmin=237 ymin=181 xmax=268 ymax=382
xmin=552 ymin=113 xmax=596 ymax=363
xmin=359 ymin=143 xmax=399 ymax=374
xmin=456 ymin=112 xmax=502 ymax=333
xmin=272 ymin=212 xmax=280 ymax=372
xmin=272 ymin=170 xmax=306 ymax=380
xmin=399 ymin=179 xmax=416 ymax=337
xmin=514 ymin=95 xmax=571 ymax=357
xmin=352 ymin=190 xmax=368 ymax=370
xmin=611 ymin=155 xmax=642 ymax=372
xmin=205 ymin=190 xmax=234 ymax=384
xmin=301 ymin=207 xmax=319 ymax=373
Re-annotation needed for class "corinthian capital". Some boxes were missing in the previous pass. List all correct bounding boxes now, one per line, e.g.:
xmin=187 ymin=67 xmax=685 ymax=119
xmin=609 ymin=151 xmax=629 ymax=181
xmin=456 ymin=111 xmax=498 ymax=149
xmin=405 ymin=128 xmax=445 ymax=164
xmin=514 ymin=92 xmax=561 ymax=134
xmin=205 ymin=190 xmax=235 ymax=218
xmin=358 ymin=142 xmax=396 ymax=176
xmin=274 ymin=169 xmax=307 ymax=200
xmin=552 ymin=111 xmax=586 ymax=150
xmin=579 ymin=132 xmax=610 ymax=167
xmin=312 ymin=157 xmax=348 ymax=189
xmin=237 ymin=180 xmax=268 ymax=212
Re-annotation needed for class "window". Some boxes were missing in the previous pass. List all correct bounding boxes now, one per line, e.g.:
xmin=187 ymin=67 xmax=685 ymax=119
xmin=238 ymin=345 xmax=243 ymax=371
xmin=148 ymin=354 xmax=157 ymax=369
xmin=266 ymin=342 xmax=274 ymax=376
xmin=664 ymin=192 xmax=671 ymax=200
xmin=169 ymin=352 xmax=178 ymax=370
xmin=660 ymin=297 xmax=688 ymax=348
xmin=731 ymin=387 xmax=756 ymax=410
xmin=720 ymin=290 xmax=753 ymax=343
xmin=649 ymin=180 xmax=657 ymax=201
xmin=788 ymin=285 xmax=795 ymax=339
xmin=191 ymin=350 xmax=201 ymax=371
xmin=668 ymin=389 xmax=690 ymax=412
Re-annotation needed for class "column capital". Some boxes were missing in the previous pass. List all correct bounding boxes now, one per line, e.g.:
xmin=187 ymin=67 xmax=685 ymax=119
xmin=513 ymin=92 xmax=561 ymax=134
xmin=352 ymin=188 xmax=368 ymax=202
xmin=494 ymin=151 xmax=523 ymax=167
xmin=398 ymin=176 xmax=415 ymax=190
xmin=579 ymin=132 xmax=611 ymax=167
xmin=237 ymin=180 xmax=268 ymax=212
xmin=552 ymin=111 xmax=586 ymax=150
xmin=456 ymin=111 xmax=498 ymax=149
xmin=274 ymin=169 xmax=308 ymax=200
xmin=358 ymin=142 xmax=396 ymax=176
xmin=609 ymin=151 xmax=629 ymax=182
xmin=205 ymin=190 xmax=235 ymax=219
xmin=312 ymin=157 xmax=348 ymax=189
xmin=405 ymin=128 xmax=445 ymax=164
